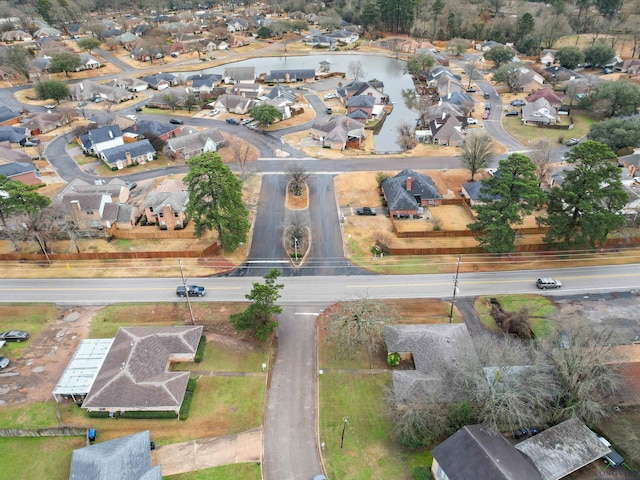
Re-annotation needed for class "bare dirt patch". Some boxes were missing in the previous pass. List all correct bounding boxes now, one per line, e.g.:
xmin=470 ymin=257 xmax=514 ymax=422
xmin=286 ymin=183 xmax=309 ymax=209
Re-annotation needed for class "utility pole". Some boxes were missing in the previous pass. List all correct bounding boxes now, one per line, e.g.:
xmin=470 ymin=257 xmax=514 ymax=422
xmin=179 ymin=259 xmax=196 ymax=325
xmin=449 ymin=256 xmax=461 ymax=323
xmin=340 ymin=417 xmax=348 ymax=448
xmin=294 ymin=237 xmax=298 ymax=264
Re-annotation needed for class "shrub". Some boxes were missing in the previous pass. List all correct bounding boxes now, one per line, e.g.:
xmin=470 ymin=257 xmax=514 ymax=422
xmin=179 ymin=377 xmax=197 ymax=420
xmin=194 ymin=335 xmax=206 ymax=363
xmin=413 ymin=466 xmax=432 ymax=480
xmin=87 ymin=411 xmax=110 ymax=418
xmin=387 ymin=352 xmax=401 ymax=366
xmin=122 ymin=410 xmax=176 ymax=419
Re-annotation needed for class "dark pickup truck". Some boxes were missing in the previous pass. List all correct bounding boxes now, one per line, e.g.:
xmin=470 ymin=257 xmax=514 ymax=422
xmin=356 ymin=207 xmax=377 ymax=216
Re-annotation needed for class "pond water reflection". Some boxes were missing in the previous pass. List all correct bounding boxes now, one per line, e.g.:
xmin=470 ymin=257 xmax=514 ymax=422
xmin=176 ymin=54 xmax=416 ymax=153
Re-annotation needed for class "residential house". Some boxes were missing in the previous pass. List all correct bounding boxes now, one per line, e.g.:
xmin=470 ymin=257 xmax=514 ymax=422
xmin=540 ymin=49 xmax=557 ymax=66
xmin=384 ymin=323 xmax=479 ymax=404
xmin=232 ymin=82 xmax=265 ymax=98
xmin=142 ymin=189 xmax=189 ymax=230
xmin=78 ymin=125 xmax=124 ymax=155
xmin=0 ymin=125 xmax=28 ymax=144
xmin=213 ymin=94 xmax=257 ymax=114
xmin=440 ymin=92 xmax=474 ymax=116
xmin=59 ymin=178 xmax=130 ymax=204
xmin=34 ymin=27 xmax=62 ymax=38
xmin=475 ymin=40 xmax=504 ymax=52
xmin=304 ymin=34 xmax=334 ymax=49
xmin=189 ymin=77 xmax=219 ymax=98
xmin=117 ymin=31 xmax=138 ymax=49
xmin=429 ymin=114 xmax=465 ymax=146
xmin=81 ymin=326 xmax=203 ymax=414
xmin=326 ymin=29 xmax=359 ymax=45
xmin=142 ymin=72 xmax=179 ymax=90
xmin=226 ymin=18 xmax=248 ymax=32
xmin=461 ymin=181 xmax=483 ymax=205
xmin=61 ymin=192 xmax=118 ymax=229
xmin=381 ymin=169 xmax=443 ymax=218
xmin=123 ymin=120 xmax=182 ymax=142
xmin=69 ymin=431 xmax=161 ymax=480
xmin=0 ymin=106 xmax=22 ymax=126
xmin=75 ymin=53 xmax=102 ymax=71
xmin=228 ymin=34 xmax=248 ymax=49
xmin=425 ymin=66 xmax=462 ymax=87
xmin=0 ymin=161 xmax=43 ymax=186
xmin=28 ymin=57 xmax=50 ymax=81
xmin=543 ymin=66 xmax=577 ymax=83
xmin=518 ymin=67 xmax=545 ymax=93
xmin=0 ymin=66 xmax=20 ymax=82
xmin=223 ymin=66 xmax=256 ymax=84
xmin=310 ymin=116 xmax=365 ymax=150
xmin=1 ymin=30 xmax=32 ymax=42
xmin=100 ymin=139 xmax=155 ymax=170
xmin=21 ymin=111 xmax=72 ymax=135
xmin=187 ymin=73 xmax=222 ymax=84
xmin=431 ymin=424 xmax=543 ymax=480
xmin=69 ymin=80 xmax=136 ymax=103
xmin=265 ymin=84 xmax=297 ymax=104
xmin=110 ymin=77 xmax=148 ymax=92
xmin=263 ymin=97 xmax=291 ymax=119
xmin=146 ymin=87 xmax=188 ymax=109
xmin=615 ymin=58 xmax=640 ymax=74
xmin=525 ymin=88 xmax=563 ymax=109
xmin=164 ymin=128 xmax=225 ymax=159
xmin=35 ymin=35 xmax=61 ymax=49
xmin=522 ymin=98 xmax=558 ymax=126
xmin=336 ymin=80 xmax=388 ymax=105
xmin=263 ymin=69 xmax=316 ymax=84
xmin=345 ymin=95 xmax=376 ymax=121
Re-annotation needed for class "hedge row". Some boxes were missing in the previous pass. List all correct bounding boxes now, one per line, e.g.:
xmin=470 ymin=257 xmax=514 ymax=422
xmin=87 ymin=410 xmax=177 ymax=419
xmin=179 ymin=377 xmax=198 ymax=420
xmin=194 ymin=335 xmax=206 ymax=363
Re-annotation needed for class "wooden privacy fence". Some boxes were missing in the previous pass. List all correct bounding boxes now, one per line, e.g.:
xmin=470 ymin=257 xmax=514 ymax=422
xmin=0 ymin=427 xmax=86 ymax=437
xmin=0 ymin=243 xmax=220 ymax=262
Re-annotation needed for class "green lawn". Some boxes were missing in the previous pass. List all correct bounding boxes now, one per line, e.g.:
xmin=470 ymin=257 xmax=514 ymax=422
xmin=474 ymin=294 xmax=557 ymax=337
xmin=89 ymin=303 xmax=187 ymax=337
xmin=0 ymin=437 xmax=84 ymax=480
xmin=502 ymin=112 xmax=596 ymax=148
xmin=94 ymin=154 xmax=178 ymax=177
xmin=0 ymin=401 xmax=61 ymax=429
xmin=164 ymin=463 xmax=262 ymax=480
xmin=173 ymin=341 xmax=269 ymax=372
xmin=319 ymin=372 xmax=428 ymax=480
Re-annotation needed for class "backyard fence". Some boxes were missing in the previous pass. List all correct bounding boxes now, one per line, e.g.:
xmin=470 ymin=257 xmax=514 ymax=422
xmin=0 ymin=427 xmax=86 ymax=437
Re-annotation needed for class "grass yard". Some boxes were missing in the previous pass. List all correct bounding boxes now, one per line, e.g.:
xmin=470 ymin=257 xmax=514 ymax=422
xmin=474 ymin=294 xmax=557 ymax=337
xmin=501 ymin=112 xmax=596 ymax=148
xmin=165 ymin=463 xmax=262 ymax=480
xmin=319 ymin=372 xmax=427 ymax=480
xmin=0 ymin=401 xmax=61 ymax=429
xmin=0 ymin=437 xmax=85 ymax=480
xmin=174 ymin=341 xmax=269 ymax=372
xmin=0 ymin=304 xmax=57 ymax=354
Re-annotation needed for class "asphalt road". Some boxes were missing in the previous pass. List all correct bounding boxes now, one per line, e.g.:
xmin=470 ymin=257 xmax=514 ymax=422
xmin=2 ymin=264 xmax=639 ymax=305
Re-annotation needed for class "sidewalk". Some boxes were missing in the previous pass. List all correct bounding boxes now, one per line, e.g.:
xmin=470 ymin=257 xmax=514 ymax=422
xmin=152 ymin=427 xmax=263 ymax=476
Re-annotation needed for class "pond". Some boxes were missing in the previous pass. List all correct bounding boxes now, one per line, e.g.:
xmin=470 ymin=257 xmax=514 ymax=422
xmin=172 ymin=54 xmax=416 ymax=153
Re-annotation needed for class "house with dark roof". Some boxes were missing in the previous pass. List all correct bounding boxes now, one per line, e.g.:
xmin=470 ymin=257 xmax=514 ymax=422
xmin=82 ymin=326 xmax=202 ymax=413
xmin=21 ymin=111 xmax=71 ymax=135
xmin=110 ymin=76 xmax=149 ymax=92
xmin=345 ymin=95 xmax=376 ymax=120
xmin=310 ymin=116 xmax=365 ymax=150
xmin=0 ymin=106 xmax=22 ymax=126
xmin=522 ymin=98 xmax=558 ymax=126
xmin=461 ymin=181 xmax=483 ymax=205
xmin=263 ymin=69 xmax=316 ymax=83
xmin=232 ymin=82 xmax=265 ymax=99
xmin=69 ymin=430 xmax=161 ymax=480
xmin=265 ymin=84 xmax=297 ymax=104
xmin=189 ymin=77 xmax=220 ymax=98
xmin=99 ymin=139 xmax=155 ymax=169
xmin=78 ymin=125 xmax=124 ymax=155
xmin=440 ymin=92 xmax=474 ymax=115
xmin=164 ymin=128 xmax=225 ymax=160
xmin=431 ymin=424 xmax=543 ymax=480
xmin=0 ymin=125 xmax=29 ymax=144
xmin=123 ymin=120 xmax=182 ymax=141
xmin=146 ymin=87 xmax=188 ymax=109
xmin=525 ymin=88 xmax=563 ymax=108
xmin=75 ymin=53 xmax=102 ymax=71
xmin=381 ymin=169 xmax=443 ymax=217
xmin=336 ymin=80 xmax=389 ymax=105
xmin=141 ymin=73 xmax=179 ymax=90
xmin=69 ymin=80 xmax=136 ymax=103
xmin=142 ymin=188 xmax=189 ymax=230
xmin=429 ymin=115 xmax=465 ymax=146
xmin=213 ymin=94 xmax=257 ymax=114
xmin=0 ymin=161 xmax=43 ymax=186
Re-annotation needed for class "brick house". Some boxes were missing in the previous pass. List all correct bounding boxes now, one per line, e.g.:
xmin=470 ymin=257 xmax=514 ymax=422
xmin=381 ymin=169 xmax=443 ymax=218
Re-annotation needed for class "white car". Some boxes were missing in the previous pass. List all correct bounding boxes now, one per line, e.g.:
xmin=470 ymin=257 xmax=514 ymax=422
xmin=208 ymin=109 xmax=220 ymax=116
xmin=324 ymin=93 xmax=337 ymax=100
xmin=467 ymin=118 xmax=478 ymax=124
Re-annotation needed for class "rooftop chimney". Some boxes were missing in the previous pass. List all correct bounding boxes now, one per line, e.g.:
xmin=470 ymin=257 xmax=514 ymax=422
xmin=406 ymin=176 xmax=412 ymax=191
xmin=109 ymin=130 xmax=113 ymax=138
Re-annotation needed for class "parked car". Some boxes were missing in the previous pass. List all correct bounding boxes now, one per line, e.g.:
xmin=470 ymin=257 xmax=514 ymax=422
xmin=602 ymin=67 xmax=613 ymax=74
xmin=483 ymin=92 xmax=491 ymax=99
xmin=324 ymin=93 xmax=336 ymax=100
xmin=326 ymin=107 xmax=332 ymax=114
xmin=356 ymin=207 xmax=377 ymax=216
xmin=466 ymin=118 xmax=478 ymax=125
xmin=536 ymin=278 xmax=562 ymax=289
xmin=208 ymin=109 xmax=220 ymax=116
xmin=514 ymin=428 xmax=529 ymax=439
xmin=226 ymin=118 xmax=240 ymax=125
xmin=486 ymin=168 xmax=498 ymax=176
xmin=0 ymin=330 xmax=29 ymax=342
xmin=482 ymin=111 xmax=490 ymax=120
xmin=241 ymin=118 xmax=254 ymax=125
xmin=125 ymin=114 xmax=137 ymax=122
xmin=505 ymin=110 xmax=519 ymax=117
xmin=566 ymin=138 xmax=579 ymax=146
xmin=77 ymin=101 xmax=87 ymax=107
xmin=93 ymin=96 xmax=105 ymax=103
xmin=176 ymin=285 xmax=206 ymax=297
xmin=0 ymin=357 xmax=9 ymax=369
xmin=312 ymin=476 xmax=327 ymax=480
xmin=510 ymin=99 xmax=525 ymax=106
xmin=169 ymin=118 xmax=184 ymax=125
xmin=126 ymin=182 xmax=137 ymax=191
xmin=466 ymin=87 xmax=476 ymax=93
xmin=484 ymin=103 xmax=491 ymax=110
xmin=23 ymin=140 xmax=40 ymax=147
xmin=44 ymin=104 xmax=56 ymax=110
xmin=135 ymin=106 xmax=144 ymax=112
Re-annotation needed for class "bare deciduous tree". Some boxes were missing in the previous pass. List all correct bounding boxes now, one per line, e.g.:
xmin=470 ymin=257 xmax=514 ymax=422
xmin=347 ymin=60 xmax=365 ymax=81
xmin=286 ymin=163 xmax=309 ymax=196
xmin=396 ymin=120 xmax=417 ymax=152
xmin=231 ymin=140 xmax=254 ymax=181
xmin=530 ymin=140 xmax=554 ymax=186
xmin=325 ymin=294 xmax=397 ymax=368
xmin=460 ymin=133 xmax=494 ymax=180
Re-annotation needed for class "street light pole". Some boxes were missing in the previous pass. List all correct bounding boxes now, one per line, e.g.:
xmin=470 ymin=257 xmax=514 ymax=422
xmin=449 ymin=256 xmax=461 ymax=323
xmin=179 ymin=259 xmax=196 ymax=326
xmin=294 ymin=237 xmax=298 ymax=263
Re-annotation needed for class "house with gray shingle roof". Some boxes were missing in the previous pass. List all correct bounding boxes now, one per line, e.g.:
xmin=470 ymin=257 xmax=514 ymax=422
xmin=0 ymin=161 xmax=43 ymax=186
xmin=0 ymin=106 xmax=21 ymax=126
xmin=429 ymin=114 xmax=465 ymax=146
xmin=20 ymin=111 xmax=71 ymax=135
xmin=123 ymin=120 xmax=182 ymax=141
xmin=310 ymin=116 xmax=365 ymax=150
xmin=223 ymin=66 xmax=255 ymax=84
xmin=265 ymin=84 xmax=297 ymax=103
xmin=75 ymin=53 xmax=102 ymax=71
xmin=0 ymin=125 xmax=28 ymax=144
xmin=345 ymin=95 xmax=376 ymax=120
xmin=164 ymin=128 xmax=225 ymax=160
xmin=141 ymin=72 xmax=179 ymax=90
xmin=381 ymin=169 xmax=443 ymax=217
xmin=78 ymin=125 xmax=124 ymax=155
xmin=99 ymin=139 xmax=156 ymax=169
xmin=213 ymin=94 xmax=257 ymax=114
xmin=431 ymin=424 xmax=543 ymax=480
xmin=82 ymin=326 xmax=202 ymax=413
xmin=142 ymin=190 xmax=189 ymax=230
xmin=336 ymin=80 xmax=389 ymax=105
xmin=263 ymin=69 xmax=316 ymax=83
xmin=69 ymin=430 xmax=161 ymax=480
xmin=69 ymin=79 xmax=136 ymax=103
xmin=522 ymin=98 xmax=558 ymax=126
